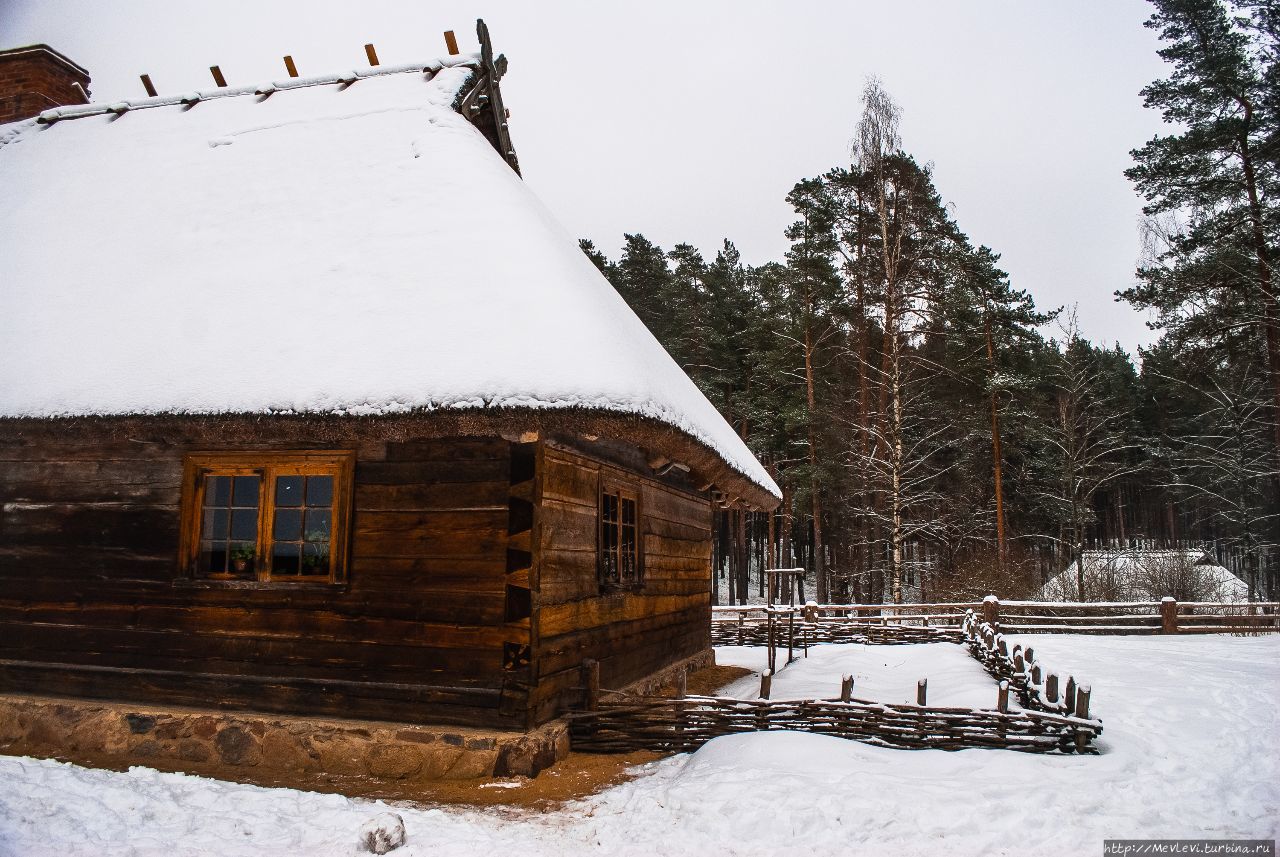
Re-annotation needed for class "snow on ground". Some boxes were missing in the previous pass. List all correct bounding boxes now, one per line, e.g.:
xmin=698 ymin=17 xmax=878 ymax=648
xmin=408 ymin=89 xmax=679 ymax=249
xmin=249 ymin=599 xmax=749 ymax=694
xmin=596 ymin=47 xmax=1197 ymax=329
xmin=2 ymin=635 xmax=1277 ymax=856
xmin=714 ymin=641 xmax=1019 ymax=710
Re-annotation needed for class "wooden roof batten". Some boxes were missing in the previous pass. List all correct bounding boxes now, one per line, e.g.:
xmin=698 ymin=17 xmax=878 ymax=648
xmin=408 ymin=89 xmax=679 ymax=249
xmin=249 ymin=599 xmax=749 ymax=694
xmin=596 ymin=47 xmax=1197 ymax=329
xmin=32 ymin=19 xmax=522 ymax=175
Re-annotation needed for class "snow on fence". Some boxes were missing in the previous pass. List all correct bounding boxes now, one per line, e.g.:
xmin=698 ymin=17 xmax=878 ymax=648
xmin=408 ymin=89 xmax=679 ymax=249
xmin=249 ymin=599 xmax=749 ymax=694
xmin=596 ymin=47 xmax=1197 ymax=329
xmin=566 ymin=663 xmax=1102 ymax=756
xmin=963 ymin=610 xmax=1093 ymax=744
xmin=710 ymin=597 xmax=1280 ymax=640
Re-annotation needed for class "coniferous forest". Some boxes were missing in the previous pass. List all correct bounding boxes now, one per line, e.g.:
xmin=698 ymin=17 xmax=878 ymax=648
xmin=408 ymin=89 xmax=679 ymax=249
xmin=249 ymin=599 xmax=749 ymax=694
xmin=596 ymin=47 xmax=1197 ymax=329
xmin=584 ymin=0 xmax=1279 ymax=604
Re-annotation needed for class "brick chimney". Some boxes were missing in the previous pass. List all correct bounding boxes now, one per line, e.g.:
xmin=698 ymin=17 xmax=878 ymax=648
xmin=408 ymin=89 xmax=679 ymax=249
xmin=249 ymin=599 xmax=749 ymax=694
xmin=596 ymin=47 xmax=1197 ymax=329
xmin=0 ymin=44 xmax=91 ymax=125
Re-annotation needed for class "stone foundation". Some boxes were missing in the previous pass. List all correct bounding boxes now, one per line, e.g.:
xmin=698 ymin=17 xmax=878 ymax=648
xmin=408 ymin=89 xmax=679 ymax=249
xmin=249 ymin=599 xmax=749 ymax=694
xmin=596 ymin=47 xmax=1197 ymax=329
xmin=0 ymin=693 xmax=569 ymax=785
xmin=618 ymin=649 xmax=715 ymax=697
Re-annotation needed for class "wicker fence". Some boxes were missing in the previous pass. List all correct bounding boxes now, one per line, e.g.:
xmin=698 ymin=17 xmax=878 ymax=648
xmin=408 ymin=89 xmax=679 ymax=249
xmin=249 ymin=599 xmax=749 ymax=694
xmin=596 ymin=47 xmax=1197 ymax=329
xmin=566 ymin=692 xmax=1102 ymax=755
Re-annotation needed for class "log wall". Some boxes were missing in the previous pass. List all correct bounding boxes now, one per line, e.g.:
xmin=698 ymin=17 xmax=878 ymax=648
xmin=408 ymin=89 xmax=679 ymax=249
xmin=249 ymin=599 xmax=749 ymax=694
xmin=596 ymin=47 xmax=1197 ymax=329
xmin=0 ymin=427 xmax=528 ymax=729
xmin=531 ymin=442 xmax=713 ymax=722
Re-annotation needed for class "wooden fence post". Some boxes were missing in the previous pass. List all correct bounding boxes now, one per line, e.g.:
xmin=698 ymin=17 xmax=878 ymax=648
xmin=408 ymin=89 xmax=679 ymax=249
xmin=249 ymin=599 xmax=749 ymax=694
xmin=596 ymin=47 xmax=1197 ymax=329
xmin=676 ymin=667 xmax=687 ymax=699
xmin=1161 ymin=597 xmax=1179 ymax=634
xmin=917 ymin=678 xmax=928 ymax=706
xmin=982 ymin=595 xmax=1000 ymax=628
xmin=759 ymin=669 xmax=772 ymax=700
xmin=1064 ymin=677 xmax=1077 ymax=714
xmin=1046 ymin=674 xmax=1059 ymax=705
xmin=1074 ymin=685 xmax=1092 ymax=753
xmin=583 ymin=658 xmax=600 ymax=711
xmin=997 ymin=680 xmax=1009 ymax=713
xmin=840 ymin=674 xmax=853 ymax=702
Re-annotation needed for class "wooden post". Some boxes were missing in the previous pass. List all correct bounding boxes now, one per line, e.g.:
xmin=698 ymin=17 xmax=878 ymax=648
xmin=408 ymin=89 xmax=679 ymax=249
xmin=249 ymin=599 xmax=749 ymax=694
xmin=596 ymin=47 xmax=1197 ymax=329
xmin=1074 ymin=685 xmax=1092 ymax=753
xmin=997 ymin=680 xmax=1010 ymax=713
xmin=140 ymin=74 xmax=157 ymax=97
xmin=1024 ymin=647 xmax=1035 ymax=665
xmin=982 ymin=595 xmax=999 ymax=628
xmin=759 ymin=669 xmax=772 ymax=700
xmin=1065 ymin=677 xmax=1077 ymax=714
xmin=364 ymin=43 xmax=380 ymax=66
xmin=209 ymin=65 xmax=227 ymax=87
xmin=1161 ymin=597 xmax=1179 ymax=634
xmin=916 ymin=678 xmax=927 ymax=706
xmin=675 ymin=668 xmax=687 ymax=700
xmin=840 ymin=674 xmax=853 ymax=703
xmin=737 ymin=612 xmax=744 ymax=646
xmin=444 ymin=30 xmax=460 ymax=55
xmin=1075 ymin=684 xmax=1091 ymax=719
xmin=1031 ymin=664 xmax=1042 ymax=686
xmin=997 ymin=638 xmax=1008 ymax=658
xmin=1013 ymin=652 xmax=1025 ymax=674
xmin=283 ymin=55 xmax=299 ymax=78
xmin=1046 ymin=674 xmax=1059 ymax=705
xmin=582 ymin=658 xmax=600 ymax=711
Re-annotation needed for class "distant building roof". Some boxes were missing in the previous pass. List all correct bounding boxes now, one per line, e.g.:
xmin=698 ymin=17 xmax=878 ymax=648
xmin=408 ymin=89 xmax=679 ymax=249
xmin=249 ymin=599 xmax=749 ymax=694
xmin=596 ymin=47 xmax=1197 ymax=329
xmin=0 ymin=45 xmax=780 ymax=501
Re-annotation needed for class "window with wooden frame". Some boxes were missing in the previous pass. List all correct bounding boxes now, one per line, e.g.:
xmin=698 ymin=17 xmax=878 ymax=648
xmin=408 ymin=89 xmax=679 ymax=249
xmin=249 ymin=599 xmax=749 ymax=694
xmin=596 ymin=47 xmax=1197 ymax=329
xmin=599 ymin=480 xmax=641 ymax=590
xmin=179 ymin=451 xmax=354 ymax=585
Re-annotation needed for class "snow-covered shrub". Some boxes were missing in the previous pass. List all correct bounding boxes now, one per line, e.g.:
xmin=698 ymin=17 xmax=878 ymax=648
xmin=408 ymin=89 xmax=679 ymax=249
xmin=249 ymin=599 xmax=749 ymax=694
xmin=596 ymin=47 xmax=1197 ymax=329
xmin=358 ymin=812 xmax=406 ymax=854
xmin=1131 ymin=553 xmax=1231 ymax=602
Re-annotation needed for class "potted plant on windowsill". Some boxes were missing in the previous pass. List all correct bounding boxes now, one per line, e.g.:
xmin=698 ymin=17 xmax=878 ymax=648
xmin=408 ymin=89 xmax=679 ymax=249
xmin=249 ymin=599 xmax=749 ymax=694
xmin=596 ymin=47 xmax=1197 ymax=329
xmin=230 ymin=545 xmax=255 ymax=575
xmin=302 ymin=531 xmax=329 ymax=575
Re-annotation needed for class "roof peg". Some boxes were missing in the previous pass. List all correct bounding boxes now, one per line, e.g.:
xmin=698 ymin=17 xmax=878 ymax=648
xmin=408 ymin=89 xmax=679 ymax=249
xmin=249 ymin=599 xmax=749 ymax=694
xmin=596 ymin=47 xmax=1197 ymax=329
xmin=139 ymin=74 xmax=158 ymax=97
xmin=443 ymin=30 xmax=459 ymax=55
xmin=209 ymin=65 xmax=227 ymax=87
xmin=364 ymin=43 xmax=379 ymax=66
xmin=283 ymin=55 xmax=299 ymax=78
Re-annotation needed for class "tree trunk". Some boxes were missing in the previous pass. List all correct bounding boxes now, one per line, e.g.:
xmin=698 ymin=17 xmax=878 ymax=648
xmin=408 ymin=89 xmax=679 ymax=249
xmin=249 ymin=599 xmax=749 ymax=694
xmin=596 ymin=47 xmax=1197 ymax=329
xmin=985 ymin=315 xmax=1008 ymax=574
xmin=805 ymin=322 xmax=827 ymax=602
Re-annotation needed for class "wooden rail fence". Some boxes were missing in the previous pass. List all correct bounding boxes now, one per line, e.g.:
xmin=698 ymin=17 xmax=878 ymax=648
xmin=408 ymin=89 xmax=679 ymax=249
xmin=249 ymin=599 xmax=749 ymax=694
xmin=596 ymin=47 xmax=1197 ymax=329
xmin=711 ymin=597 xmax=1280 ymax=640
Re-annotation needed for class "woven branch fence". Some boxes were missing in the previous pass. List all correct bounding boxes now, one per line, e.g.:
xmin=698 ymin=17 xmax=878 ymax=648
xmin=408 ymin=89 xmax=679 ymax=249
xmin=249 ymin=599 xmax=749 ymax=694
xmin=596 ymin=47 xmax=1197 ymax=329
xmin=566 ymin=693 xmax=1102 ymax=755
xmin=962 ymin=610 xmax=1092 ymax=719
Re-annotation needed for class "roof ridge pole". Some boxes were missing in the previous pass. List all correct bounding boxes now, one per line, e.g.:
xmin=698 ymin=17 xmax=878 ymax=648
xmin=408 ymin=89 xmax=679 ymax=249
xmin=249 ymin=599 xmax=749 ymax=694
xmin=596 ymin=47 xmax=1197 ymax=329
xmin=476 ymin=18 xmax=520 ymax=176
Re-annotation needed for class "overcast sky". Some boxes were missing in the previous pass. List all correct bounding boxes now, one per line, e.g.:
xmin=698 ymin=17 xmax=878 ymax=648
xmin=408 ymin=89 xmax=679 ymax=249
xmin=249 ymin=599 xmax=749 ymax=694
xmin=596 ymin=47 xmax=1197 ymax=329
xmin=2 ymin=0 xmax=1171 ymax=351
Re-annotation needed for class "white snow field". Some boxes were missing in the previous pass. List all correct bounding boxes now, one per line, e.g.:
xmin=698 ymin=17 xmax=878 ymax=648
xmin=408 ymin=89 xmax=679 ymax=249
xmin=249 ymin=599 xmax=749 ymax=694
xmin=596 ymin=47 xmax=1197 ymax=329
xmin=714 ymin=641 xmax=1022 ymax=709
xmin=1 ymin=635 xmax=1276 ymax=857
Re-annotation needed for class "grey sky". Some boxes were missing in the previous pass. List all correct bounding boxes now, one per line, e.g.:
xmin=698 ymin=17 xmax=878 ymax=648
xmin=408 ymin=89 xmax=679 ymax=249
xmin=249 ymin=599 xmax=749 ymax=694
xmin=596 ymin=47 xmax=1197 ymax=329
xmin=2 ymin=0 xmax=1170 ymax=351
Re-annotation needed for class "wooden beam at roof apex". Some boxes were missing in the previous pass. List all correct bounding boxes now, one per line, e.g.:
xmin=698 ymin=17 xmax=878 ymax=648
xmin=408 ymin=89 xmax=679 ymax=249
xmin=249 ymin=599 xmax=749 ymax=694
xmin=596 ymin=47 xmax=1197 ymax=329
xmin=364 ymin=43 xmax=380 ymax=66
xmin=283 ymin=55 xmax=298 ymax=78
xmin=139 ymin=74 xmax=157 ymax=97
xmin=209 ymin=65 xmax=227 ymax=87
xmin=443 ymin=30 xmax=459 ymax=55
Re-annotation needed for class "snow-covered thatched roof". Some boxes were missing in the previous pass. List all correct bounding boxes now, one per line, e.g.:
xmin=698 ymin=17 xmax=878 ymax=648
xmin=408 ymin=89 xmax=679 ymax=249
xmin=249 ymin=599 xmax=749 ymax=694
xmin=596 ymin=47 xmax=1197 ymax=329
xmin=1035 ymin=549 xmax=1250 ymax=603
xmin=0 ymin=52 xmax=780 ymax=501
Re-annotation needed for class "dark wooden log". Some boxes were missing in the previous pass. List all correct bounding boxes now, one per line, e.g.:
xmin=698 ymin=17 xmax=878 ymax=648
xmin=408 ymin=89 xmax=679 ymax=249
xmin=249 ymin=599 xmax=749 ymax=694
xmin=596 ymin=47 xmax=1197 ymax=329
xmin=1161 ymin=597 xmax=1179 ymax=634
xmin=583 ymin=659 xmax=600 ymax=711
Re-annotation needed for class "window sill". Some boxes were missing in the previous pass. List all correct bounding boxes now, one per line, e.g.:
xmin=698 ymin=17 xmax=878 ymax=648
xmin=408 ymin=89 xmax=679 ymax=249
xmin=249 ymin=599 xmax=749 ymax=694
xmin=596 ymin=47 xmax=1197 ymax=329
xmin=598 ymin=583 xmax=645 ymax=596
xmin=174 ymin=577 xmax=349 ymax=592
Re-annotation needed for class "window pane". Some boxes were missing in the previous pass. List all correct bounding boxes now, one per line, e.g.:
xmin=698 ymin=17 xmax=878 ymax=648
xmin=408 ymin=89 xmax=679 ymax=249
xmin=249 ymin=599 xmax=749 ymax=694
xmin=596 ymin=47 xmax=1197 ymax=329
xmin=272 ymin=542 xmax=300 ymax=575
xmin=275 ymin=475 xmax=304 ymax=507
xmin=206 ymin=475 xmax=231 ymax=507
xmin=199 ymin=541 xmax=227 ymax=574
xmin=273 ymin=508 xmax=303 ymax=541
xmin=305 ymin=476 xmax=333 ymax=508
xmin=231 ymin=509 xmax=258 ymax=541
xmin=203 ymin=508 xmax=229 ymax=541
xmin=622 ymin=498 xmax=636 ymax=525
xmin=302 ymin=541 xmax=329 ymax=575
xmin=602 ymin=493 xmax=618 ymax=522
xmin=232 ymin=476 xmax=260 ymax=507
xmin=304 ymin=509 xmax=331 ymax=542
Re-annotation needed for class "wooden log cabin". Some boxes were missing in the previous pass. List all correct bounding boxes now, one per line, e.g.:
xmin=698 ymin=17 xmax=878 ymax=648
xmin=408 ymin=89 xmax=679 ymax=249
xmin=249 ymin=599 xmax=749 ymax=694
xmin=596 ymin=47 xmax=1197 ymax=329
xmin=0 ymin=24 xmax=780 ymax=738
